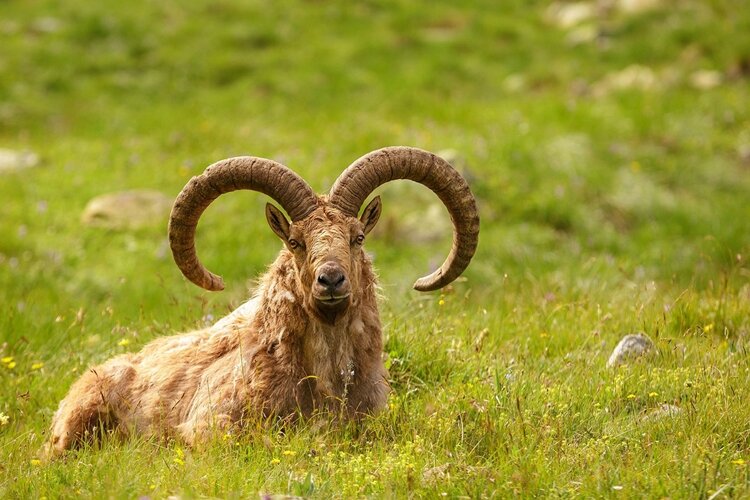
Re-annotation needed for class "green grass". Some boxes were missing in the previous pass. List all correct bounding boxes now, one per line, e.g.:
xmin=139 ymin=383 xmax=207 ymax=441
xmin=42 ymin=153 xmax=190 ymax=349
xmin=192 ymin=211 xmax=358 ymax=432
xmin=2 ymin=0 xmax=750 ymax=497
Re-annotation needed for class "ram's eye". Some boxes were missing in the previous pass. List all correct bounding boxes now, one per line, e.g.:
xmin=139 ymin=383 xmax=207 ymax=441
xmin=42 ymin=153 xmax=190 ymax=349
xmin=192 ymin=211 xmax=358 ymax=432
xmin=352 ymin=234 xmax=365 ymax=246
xmin=288 ymin=239 xmax=301 ymax=250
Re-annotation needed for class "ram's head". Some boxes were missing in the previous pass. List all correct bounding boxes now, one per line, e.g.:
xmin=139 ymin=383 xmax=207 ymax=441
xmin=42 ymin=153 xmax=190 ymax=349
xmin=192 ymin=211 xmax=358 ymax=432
xmin=168 ymin=146 xmax=479 ymax=319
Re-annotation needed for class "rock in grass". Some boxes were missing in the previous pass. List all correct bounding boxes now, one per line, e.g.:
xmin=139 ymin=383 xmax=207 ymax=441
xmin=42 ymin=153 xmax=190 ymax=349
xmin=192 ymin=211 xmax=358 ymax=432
xmin=81 ymin=190 xmax=172 ymax=230
xmin=594 ymin=65 xmax=659 ymax=96
xmin=607 ymin=333 xmax=655 ymax=367
xmin=423 ymin=463 xmax=451 ymax=484
xmin=545 ymin=2 xmax=596 ymax=28
xmin=0 ymin=148 xmax=39 ymax=172
xmin=690 ymin=70 xmax=723 ymax=90
xmin=616 ymin=0 xmax=663 ymax=14
xmin=641 ymin=403 xmax=682 ymax=422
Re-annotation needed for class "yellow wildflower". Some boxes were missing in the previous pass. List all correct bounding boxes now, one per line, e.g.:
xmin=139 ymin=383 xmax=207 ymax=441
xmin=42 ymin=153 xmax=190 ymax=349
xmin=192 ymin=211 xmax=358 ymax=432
xmin=30 ymin=459 xmax=41 ymax=466
xmin=7 ymin=361 xmax=16 ymax=370
xmin=731 ymin=458 xmax=746 ymax=466
xmin=1 ymin=356 xmax=13 ymax=364
xmin=282 ymin=450 xmax=297 ymax=457
xmin=31 ymin=362 xmax=44 ymax=370
xmin=703 ymin=323 xmax=714 ymax=333
xmin=438 ymin=299 xmax=445 ymax=306
xmin=648 ymin=392 xmax=658 ymax=397
xmin=627 ymin=394 xmax=637 ymax=400
xmin=117 ymin=339 xmax=130 ymax=347
xmin=270 ymin=458 xmax=281 ymax=465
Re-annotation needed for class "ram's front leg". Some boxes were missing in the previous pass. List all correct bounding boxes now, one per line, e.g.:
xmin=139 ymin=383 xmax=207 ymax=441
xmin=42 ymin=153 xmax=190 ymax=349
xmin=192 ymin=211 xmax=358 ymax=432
xmin=344 ymin=356 xmax=390 ymax=418
xmin=44 ymin=357 xmax=136 ymax=458
xmin=344 ymin=377 xmax=389 ymax=417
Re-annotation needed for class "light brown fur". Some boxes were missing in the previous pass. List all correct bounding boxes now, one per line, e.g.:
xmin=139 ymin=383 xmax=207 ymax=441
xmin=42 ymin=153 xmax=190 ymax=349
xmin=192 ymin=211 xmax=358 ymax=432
xmin=46 ymin=200 xmax=389 ymax=457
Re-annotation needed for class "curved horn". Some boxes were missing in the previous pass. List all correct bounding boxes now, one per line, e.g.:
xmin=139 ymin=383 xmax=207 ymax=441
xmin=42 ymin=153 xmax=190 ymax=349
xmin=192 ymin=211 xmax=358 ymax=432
xmin=329 ymin=146 xmax=479 ymax=292
xmin=169 ymin=156 xmax=318 ymax=291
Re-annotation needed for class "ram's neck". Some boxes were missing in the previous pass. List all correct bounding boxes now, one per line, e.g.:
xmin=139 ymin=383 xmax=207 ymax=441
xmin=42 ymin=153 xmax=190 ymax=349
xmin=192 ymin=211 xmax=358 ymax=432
xmin=251 ymin=251 xmax=383 ymax=400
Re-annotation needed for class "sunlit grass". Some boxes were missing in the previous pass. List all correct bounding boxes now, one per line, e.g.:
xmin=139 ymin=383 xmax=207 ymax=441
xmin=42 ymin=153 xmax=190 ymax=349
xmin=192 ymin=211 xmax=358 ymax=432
xmin=1 ymin=0 xmax=750 ymax=497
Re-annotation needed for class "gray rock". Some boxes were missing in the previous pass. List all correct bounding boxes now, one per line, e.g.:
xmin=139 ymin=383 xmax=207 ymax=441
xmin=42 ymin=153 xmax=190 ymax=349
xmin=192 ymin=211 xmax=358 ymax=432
xmin=502 ymin=73 xmax=526 ymax=93
xmin=607 ymin=333 xmax=655 ymax=367
xmin=0 ymin=148 xmax=39 ymax=172
xmin=81 ymin=190 xmax=173 ymax=230
xmin=567 ymin=24 xmax=599 ymax=45
xmin=545 ymin=2 xmax=596 ymax=28
xmin=30 ymin=17 xmax=64 ymax=34
xmin=690 ymin=70 xmax=723 ymax=90
xmin=593 ymin=65 xmax=659 ymax=96
xmin=423 ymin=463 xmax=451 ymax=484
xmin=641 ymin=403 xmax=682 ymax=422
xmin=616 ymin=0 xmax=662 ymax=14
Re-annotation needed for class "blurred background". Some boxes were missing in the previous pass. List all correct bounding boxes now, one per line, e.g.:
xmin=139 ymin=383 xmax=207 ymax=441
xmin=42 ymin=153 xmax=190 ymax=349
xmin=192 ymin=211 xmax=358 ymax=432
xmin=1 ymin=0 xmax=749 ymax=343
xmin=1 ymin=0 xmax=750 ymax=495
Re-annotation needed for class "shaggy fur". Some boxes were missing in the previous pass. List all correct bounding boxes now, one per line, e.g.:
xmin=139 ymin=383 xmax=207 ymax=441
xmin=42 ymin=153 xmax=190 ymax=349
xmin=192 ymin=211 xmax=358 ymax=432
xmin=46 ymin=201 xmax=388 ymax=457
xmin=46 ymin=146 xmax=480 ymax=458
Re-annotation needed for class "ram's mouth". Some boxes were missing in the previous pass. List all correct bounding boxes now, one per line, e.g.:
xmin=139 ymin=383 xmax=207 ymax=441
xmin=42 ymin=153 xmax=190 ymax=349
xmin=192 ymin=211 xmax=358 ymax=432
xmin=314 ymin=294 xmax=350 ymax=307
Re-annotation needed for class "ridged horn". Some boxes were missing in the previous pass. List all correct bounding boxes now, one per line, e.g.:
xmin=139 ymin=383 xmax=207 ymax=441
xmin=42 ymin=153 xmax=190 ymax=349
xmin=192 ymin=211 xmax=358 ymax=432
xmin=328 ymin=146 xmax=479 ymax=291
xmin=169 ymin=156 xmax=318 ymax=291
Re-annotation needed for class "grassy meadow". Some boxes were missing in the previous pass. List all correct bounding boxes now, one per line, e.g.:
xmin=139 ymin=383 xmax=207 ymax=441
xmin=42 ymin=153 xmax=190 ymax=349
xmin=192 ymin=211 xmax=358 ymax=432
xmin=1 ymin=0 xmax=750 ymax=497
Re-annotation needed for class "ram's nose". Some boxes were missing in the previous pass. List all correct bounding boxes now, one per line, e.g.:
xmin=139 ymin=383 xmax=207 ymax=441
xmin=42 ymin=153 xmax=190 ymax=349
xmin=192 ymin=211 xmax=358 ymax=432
xmin=315 ymin=262 xmax=349 ymax=297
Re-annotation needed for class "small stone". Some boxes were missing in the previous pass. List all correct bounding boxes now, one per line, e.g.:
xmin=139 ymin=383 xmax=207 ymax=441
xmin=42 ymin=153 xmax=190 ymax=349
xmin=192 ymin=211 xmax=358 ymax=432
xmin=607 ymin=333 xmax=655 ymax=367
xmin=81 ymin=190 xmax=173 ymax=230
xmin=30 ymin=17 xmax=64 ymax=34
xmin=689 ymin=70 xmax=723 ymax=90
xmin=616 ymin=0 xmax=662 ymax=14
xmin=594 ymin=65 xmax=659 ymax=96
xmin=566 ymin=24 xmax=599 ymax=45
xmin=0 ymin=148 xmax=40 ymax=172
xmin=502 ymin=73 xmax=526 ymax=93
xmin=423 ymin=463 xmax=451 ymax=484
xmin=641 ymin=403 xmax=682 ymax=422
xmin=545 ymin=2 xmax=596 ymax=28
xmin=738 ymin=144 xmax=750 ymax=165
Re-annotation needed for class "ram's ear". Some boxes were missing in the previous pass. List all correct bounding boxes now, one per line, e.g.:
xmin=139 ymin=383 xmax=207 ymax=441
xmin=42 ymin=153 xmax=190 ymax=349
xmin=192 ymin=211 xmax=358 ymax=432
xmin=359 ymin=196 xmax=381 ymax=236
xmin=265 ymin=203 xmax=291 ymax=241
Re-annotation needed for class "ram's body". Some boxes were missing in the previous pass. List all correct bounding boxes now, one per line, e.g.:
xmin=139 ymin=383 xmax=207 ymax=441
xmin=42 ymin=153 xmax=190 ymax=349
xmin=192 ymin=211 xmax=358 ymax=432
xmin=46 ymin=147 xmax=478 ymax=458
xmin=48 ymin=245 xmax=386 ymax=454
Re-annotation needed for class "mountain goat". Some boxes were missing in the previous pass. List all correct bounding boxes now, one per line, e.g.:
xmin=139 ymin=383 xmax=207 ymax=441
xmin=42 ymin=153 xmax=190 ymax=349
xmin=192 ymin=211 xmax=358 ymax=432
xmin=45 ymin=146 xmax=479 ymax=457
